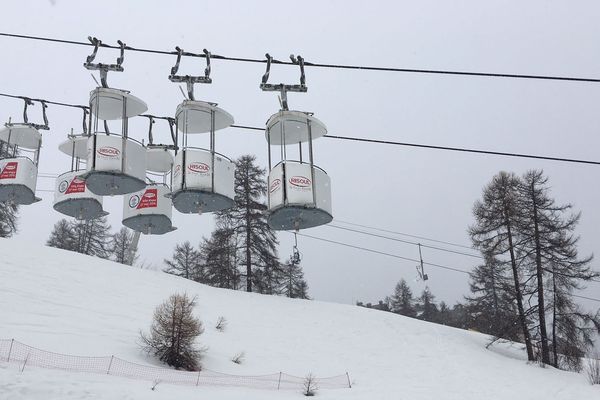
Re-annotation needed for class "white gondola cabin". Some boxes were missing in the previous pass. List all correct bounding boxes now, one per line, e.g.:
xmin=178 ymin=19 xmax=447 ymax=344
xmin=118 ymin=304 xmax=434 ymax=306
xmin=266 ymin=111 xmax=332 ymax=230
xmin=122 ymin=145 xmax=177 ymax=235
xmin=53 ymin=135 xmax=108 ymax=220
xmin=168 ymin=100 xmax=235 ymax=214
xmin=83 ymin=88 xmax=148 ymax=196
xmin=0 ymin=123 xmax=42 ymax=205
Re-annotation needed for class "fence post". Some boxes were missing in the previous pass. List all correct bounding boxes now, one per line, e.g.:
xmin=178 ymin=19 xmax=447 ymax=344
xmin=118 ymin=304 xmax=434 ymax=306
xmin=196 ymin=370 xmax=201 ymax=386
xmin=7 ymin=339 xmax=14 ymax=362
xmin=106 ymin=355 xmax=114 ymax=374
xmin=277 ymin=372 xmax=282 ymax=390
xmin=20 ymin=353 xmax=29 ymax=373
xmin=346 ymin=371 xmax=352 ymax=388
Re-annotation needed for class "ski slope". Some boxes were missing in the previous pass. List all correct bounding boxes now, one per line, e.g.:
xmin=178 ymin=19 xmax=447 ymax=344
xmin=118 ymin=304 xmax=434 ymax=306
xmin=0 ymin=238 xmax=597 ymax=399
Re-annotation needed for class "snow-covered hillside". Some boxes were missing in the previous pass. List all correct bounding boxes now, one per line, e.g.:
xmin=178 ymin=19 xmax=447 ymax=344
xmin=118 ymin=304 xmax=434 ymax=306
xmin=0 ymin=238 xmax=597 ymax=399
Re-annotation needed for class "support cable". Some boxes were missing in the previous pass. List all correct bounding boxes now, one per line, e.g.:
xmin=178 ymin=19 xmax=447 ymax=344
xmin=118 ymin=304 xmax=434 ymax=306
xmin=2 ymin=32 xmax=600 ymax=84
xmin=292 ymin=232 xmax=600 ymax=303
xmin=2 ymin=92 xmax=600 ymax=167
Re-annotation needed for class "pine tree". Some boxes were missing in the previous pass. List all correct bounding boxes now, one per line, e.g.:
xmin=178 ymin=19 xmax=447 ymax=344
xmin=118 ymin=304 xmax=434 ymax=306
xmin=71 ymin=216 xmax=112 ymax=258
xmin=46 ymin=219 xmax=76 ymax=250
xmin=280 ymin=259 xmax=310 ymax=299
xmin=111 ymin=227 xmax=138 ymax=265
xmin=217 ymin=155 xmax=280 ymax=293
xmin=448 ymin=303 xmax=470 ymax=330
xmin=389 ymin=279 xmax=417 ymax=317
xmin=517 ymin=170 xmax=599 ymax=368
xmin=47 ymin=217 xmax=111 ymax=258
xmin=164 ymin=241 xmax=202 ymax=281
xmin=416 ymin=287 xmax=439 ymax=322
xmin=0 ymin=140 xmax=18 ymax=237
xmin=469 ymin=171 xmax=535 ymax=361
xmin=253 ymin=253 xmax=285 ymax=295
xmin=465 ymin=253 xmax=519 ymax=340
xmin=199 ymin=226 xmax=240 ymax=289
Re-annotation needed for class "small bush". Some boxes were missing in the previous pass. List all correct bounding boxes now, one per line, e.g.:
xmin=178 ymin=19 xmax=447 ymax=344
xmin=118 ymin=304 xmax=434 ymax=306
xmin=215 ymin=316 xmax=227 ymax=332
xmin=586 ymin=354 xmax=600 ymax=385
xmin=231 ymin=351 xmax=245 ymax=364
xmin=140 ymin=293 xmax=204 ymax=371
xmin=303 ymin=373 xmax=318 ymax=396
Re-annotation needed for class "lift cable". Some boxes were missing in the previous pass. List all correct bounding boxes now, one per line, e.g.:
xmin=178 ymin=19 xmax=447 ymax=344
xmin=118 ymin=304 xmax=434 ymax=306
xmin=324 ymin=135 xmax=600 ymax=166
xmin=2 ymin=32 xmax=600 ymax=84
xmin=332 ymin=218 xmax=476 ymax=250
xmin=295 ymin=232 xmax=471 ymax=275
xmin=0 ymin=92 xmax=85 ymax=110
xmin=3 ymin=92 xmax=600 ymax=167
xmin=326 ymin=223 xmax=483 ymax=259
xmin=292 ymin=232 xmax=600 ymax=303
xmin=324 ymin=223 xmax=600 ymax=284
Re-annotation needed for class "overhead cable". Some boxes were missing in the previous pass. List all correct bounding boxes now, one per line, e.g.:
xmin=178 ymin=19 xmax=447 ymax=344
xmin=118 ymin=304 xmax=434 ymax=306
xmin=2 ymin=32 xmax=600 ymax=83
xmin=326 ymin=223 xmax=484 ymax=259
xmin=333 ymin=219 xmax=476 ymax=250
xmin=293 ymin=232 xmax=600 ymax=303
xmin=2 ymin=92 xmax=600 ymax=167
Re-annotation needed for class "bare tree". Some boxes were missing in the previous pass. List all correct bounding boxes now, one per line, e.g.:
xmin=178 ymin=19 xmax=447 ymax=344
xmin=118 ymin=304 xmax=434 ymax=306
xmin=140 ymin=293 xmax=204 ymax=371
xmin=302 ymin=373 xmax=318 ymax=396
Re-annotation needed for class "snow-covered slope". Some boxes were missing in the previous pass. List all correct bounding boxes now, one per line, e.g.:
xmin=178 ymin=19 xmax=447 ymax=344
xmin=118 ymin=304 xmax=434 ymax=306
xmin=0 ymin=238 xmax=597 ymax=399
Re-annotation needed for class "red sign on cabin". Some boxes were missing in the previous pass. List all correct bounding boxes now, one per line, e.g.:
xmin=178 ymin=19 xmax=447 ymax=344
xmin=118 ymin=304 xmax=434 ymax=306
xmin=0 ymin=162 xmax=18 ymax=180
xmin=137 ymin=188 xmax=158 ymax=209
xmin=65 ymin=177 xmax=86 ymax=194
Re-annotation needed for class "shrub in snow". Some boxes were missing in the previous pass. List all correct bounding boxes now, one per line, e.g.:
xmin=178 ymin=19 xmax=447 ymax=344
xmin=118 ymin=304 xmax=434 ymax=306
xmin=140 ymin=293 xmax=204 ymax=371
xmin=303 ymin=373 xmax=318 ymax=396
xmin=231 ymin=351 xmax=245 ymax=364
xmin=215 ymin=316 xmax=227 ymax=332
xmin=586 ymin=354 xmax=600 ymax=385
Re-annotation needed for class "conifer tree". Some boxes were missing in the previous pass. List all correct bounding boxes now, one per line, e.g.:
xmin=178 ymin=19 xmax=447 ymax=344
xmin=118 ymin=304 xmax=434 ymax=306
xmin=47 ymin=217 xmax=111 ymax=258
xmin=517 ymin=170 xmax=599 ymax=368
xmin=389 ymin=279 xmax=417 ymax=317
xmin=46 ymin=219 xmax=76 ymax=250
xmin=465 ymin=253 xmax=519 ymax=340
xmin=280 ymin=259 xmax=310 ymax=299
xmin=164 ymin=241 xmax=202 ymax=281
xmin=71 ymin=216 xmax=112 ymax=258
xmin=199 ymin=226 xmax=240 ymax=289
xmin=437 ymin=302 xmax=452 ymax=325
xmin=416 ymin=287 xmax=439 ymax=322
xmin=470 ymin=171 xmax=535 ymax=361
xmin=111 ymin=227 xmax=138 ymax=265
xmin=216 ymin=155 xmax=280 ymax=293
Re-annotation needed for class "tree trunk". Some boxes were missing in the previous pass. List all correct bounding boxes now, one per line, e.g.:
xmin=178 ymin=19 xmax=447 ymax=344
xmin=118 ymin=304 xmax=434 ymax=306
xmin=244 ymin=176 xmax=252 ymax=292
xmin=532 ymin=188 xmax=550 ymax=365
xmin=552 ymin=272 xmax=558 ymax=367
xmin=504 ymin=208 xmax=535 ymax=361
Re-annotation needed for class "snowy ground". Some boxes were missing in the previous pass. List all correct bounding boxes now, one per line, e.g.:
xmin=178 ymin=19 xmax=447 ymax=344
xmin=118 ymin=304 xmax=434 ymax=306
xmin=0 ymin=238 xmax=597 ymax=399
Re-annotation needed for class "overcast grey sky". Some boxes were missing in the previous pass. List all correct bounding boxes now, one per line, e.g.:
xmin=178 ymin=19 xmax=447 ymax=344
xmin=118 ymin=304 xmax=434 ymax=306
xmin=1 ymin=0 xmax=599 ymax=308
